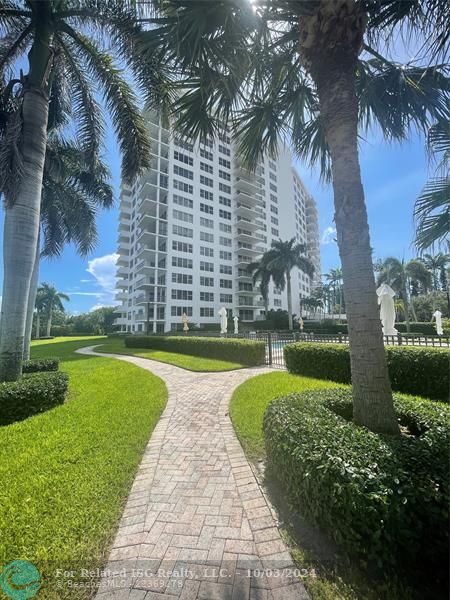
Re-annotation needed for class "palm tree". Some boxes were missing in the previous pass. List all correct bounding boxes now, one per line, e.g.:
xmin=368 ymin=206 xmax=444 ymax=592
xmin=37 ymin=283 xmax=70 ymax=337
xmin=262 ymin=238 xmax=314 ymax=331
xmin=422 ymin=253 xmax=450 ymax=291
xmin=144 ymin=0 xmax=448 ymax=434
xmin=22 ymin=136 xmax=113 ymax=360
xmin=414 ymin=121 xmax=450 ymax=251
xmin=247 ymin=257 xmax=275 ymax=316
xmin=34 ymin=287 xmax=47 ymax=340
xmin=0 ymin=1 xmax=172 ymax=381
xmin=377 ymin=258 xmax=432 ymax=332
xmin=324 ymin=268 xmax=344 ymax=320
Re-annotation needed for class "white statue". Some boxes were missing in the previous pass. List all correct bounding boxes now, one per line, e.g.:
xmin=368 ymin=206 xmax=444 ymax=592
xmin=432 ymin=310 xmax=443 ymax=336
xmin=376 ymin=284 xmax=398 ymax=336
xmin=233 ymin=315 xmax=239 ymax=334
xmin=218 ymin=306 xmax=228 ymax=334
xmin=298 ymin=317 xmax=304 ymax=332
xmin=181 ymin=312 xmax=189 ymax=333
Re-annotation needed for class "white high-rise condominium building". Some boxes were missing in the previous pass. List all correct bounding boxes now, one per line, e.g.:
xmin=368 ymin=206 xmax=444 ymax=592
xmin=115 ymin=111 xmax=321 ymax=333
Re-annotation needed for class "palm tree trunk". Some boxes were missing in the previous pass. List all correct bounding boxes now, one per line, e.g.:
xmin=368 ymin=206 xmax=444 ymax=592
xmin=286 ymin=271 xmax=293 ymax=330
xmin=46 ymin=302 xmax=53 ymax=337
xmin=36 ymin=312 xmax=41 ymax=340
xmin=0 ymin=90 xmax=50 ymax=381
xmin=23 ymin=236 xmax=40 ymax=361
xmin=302 ymin=8 xmax=398 ymax=434
xmin=402 ymin=283 xmax=411 ymax=332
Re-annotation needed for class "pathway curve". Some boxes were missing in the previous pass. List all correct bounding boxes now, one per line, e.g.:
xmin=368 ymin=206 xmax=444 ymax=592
xmin=78 ymin=347 xmax=308 ymax=600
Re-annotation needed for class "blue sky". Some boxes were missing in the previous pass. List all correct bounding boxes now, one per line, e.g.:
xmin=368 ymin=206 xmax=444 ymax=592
xmin=0 ymin=125 xmax=429 ymax=314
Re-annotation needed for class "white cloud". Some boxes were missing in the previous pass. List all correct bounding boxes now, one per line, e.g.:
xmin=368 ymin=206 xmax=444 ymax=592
xmin=321 ymin=226 xmax=337 ymax=245
xmin=86 ymin=253 xmax=119 ymax=293
xmin=64 ymin=253 xmax=120 ymax=312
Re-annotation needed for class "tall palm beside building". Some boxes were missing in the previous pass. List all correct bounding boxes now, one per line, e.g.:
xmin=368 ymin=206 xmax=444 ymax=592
xmin=262 ymin=239 xmax=314 ymax=331
xmin=143 ymin=0 xmax=449 ymax=434
xmin=0 ymin=0 xmax=172 ymax=381
xmin=22 ymin=136 xmax=114 ymax=360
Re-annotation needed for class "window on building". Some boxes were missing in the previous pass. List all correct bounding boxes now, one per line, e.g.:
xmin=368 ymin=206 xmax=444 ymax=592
xmin=200 ymin=162 xmax=213 ymax=174
xmin=171 ymin=289 xmax=192 ymax=300
xmin=219 ymin=222 xmax=232 ymax=233
xmin=200 ymin=247 xmax=214 ymax=257
xmin=200 ymin=307 xmax=215 ymax=317
xmin=172 ymin=273 xmax=193 ymax=284
xmin=173 ymin=151 xmax=193 ymax=166
xmin=200 ymin=203 xmax=214 ymax=215
xmin=200 ymin=175 xmax=213 ymax=187
xmin=200 ymin=231 xmax=214 ymax=243
xmin=200 ymin=292 xmax=214 ymax=302
xmin=220 ymin=294 xmax=233 ymax=303
xmin=219 ymin=209 xmax=231 ymax=220
xmin=220 ymin=279 xmax=233 ymax=289
xmin=173 ymin=224 xmax=193 ymax=238
xmin=219 ymin=170 xmax=231 ymax=181
xmin=219 ymin=196 xmax=231 ymax=207
xmin=173 ymin=194 xmax=193 ymax=209
xmin=220 ymin=250 xmax=232 ymax=261
xmin=173 ymin=165 xmax=193 ymax=180
xmin=200 ymin=148 xmax=213 ymax=160
xmin=171 ymin=306 xmax=193 ymax=316
xmin=219 ymin=182 xmax=231 ymax=194
xmin=172 ymin=241 xmax=193 ymax=255
xmin=173 ymin=209 xmax=193 ymax=223
xmin=220 ymin=265 xmax=232 ymax=275
xmin=200 ymin=217 xmax=214 ymax=229
xmin=172 ymin=257 xmax=193 ymax=269
xmin=200 ymin=189 xmax=213 ymax=201
xmin=218 ymin=157 xmax=231 ymax=169
xmin=174 ymin=180 xmax=193 ymax=194
xmin=200 ymin=261 xmax=214 ymax=272
xmin=219 ymin=236 xmax=232 ymax=247
xmin=200 ymin=276 xmax=214 ymax=287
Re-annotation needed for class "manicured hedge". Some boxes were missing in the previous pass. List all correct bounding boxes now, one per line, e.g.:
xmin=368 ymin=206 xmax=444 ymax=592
xmin=0 ymin=372 xmax=69 ymax=426
xmin=23 ymin=357 xmax=59 ymax=373
xmin=396 ymin=322 xmax=438 ymax=335
xmin=264 ymin=388 xmax=449 ymax=578
xmin=303 ymin=321 xmax=348 ymax=334
xmin=284 ymin=342 xmax=449 ymax=400
xmin=125 ymin=335 xmax=265 ymax=366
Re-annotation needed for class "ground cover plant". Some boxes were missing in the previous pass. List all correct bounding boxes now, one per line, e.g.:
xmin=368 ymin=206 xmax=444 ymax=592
xmin=0 ymin=336 xmax=167 ymax=599
xmin=96 ymin=337 xmax=246 ymax=371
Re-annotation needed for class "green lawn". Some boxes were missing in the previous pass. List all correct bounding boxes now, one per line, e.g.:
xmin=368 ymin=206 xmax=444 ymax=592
xmin=230 ymin=371 xmax=339 ymax=460
xmin=230 ymin=372 xmax=413 ymax=600
xmin=0 ymin=336 xmax=167 ymax=599
xmin=95 ymin=337 xmax=246 ymax=371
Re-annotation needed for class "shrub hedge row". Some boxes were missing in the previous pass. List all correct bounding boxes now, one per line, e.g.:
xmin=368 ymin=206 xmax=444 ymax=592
xmin=23 ymin=357 xmax=59 ymax=373
xmin=125 ymin=335 xmax=266 ymax=366
xmin=0 ymin=372 xmax=69 ymax=426
xmin=284 ymin=342 xmax=449 ymax=400
xmin=263 ymin=388 xmax=449 ymax=578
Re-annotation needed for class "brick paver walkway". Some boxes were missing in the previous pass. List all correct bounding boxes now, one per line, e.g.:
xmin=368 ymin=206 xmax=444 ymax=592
xmin=78 ymin=347 xmax=308 ymax=600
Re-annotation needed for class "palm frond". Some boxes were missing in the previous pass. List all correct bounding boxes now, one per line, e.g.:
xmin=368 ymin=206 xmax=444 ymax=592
xmin=59 ymin=25 xmax=150 ymax=181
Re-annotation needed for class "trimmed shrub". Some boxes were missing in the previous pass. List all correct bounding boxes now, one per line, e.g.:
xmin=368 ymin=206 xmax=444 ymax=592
xmin=303 ymin=321 xmax=348 ymax=334
xmin=23 ymin=357 xmax=59 ymax=373
xmin=0 ymin=372 xmax=69 ymax=426
xmin=396 ymin=322 xmax=438 ymax=335
xmin=125 ymin=335 xmax=265 ymax=366
xmin=284 ymin=342 xmax=449 ymax=400
xmin=264 ymin=388 xmax=449 ymax=578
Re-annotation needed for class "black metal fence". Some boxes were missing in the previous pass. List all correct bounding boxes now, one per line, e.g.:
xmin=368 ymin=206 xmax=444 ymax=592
xmin=191 ymin=330 xmax=450 ymax=368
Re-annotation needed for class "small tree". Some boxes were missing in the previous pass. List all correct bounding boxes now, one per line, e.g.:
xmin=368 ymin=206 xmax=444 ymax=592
xmin=263 ymin=239 xmax=314 ymax=331
xmin=36 ymin=283 xmax=70 ymax=337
